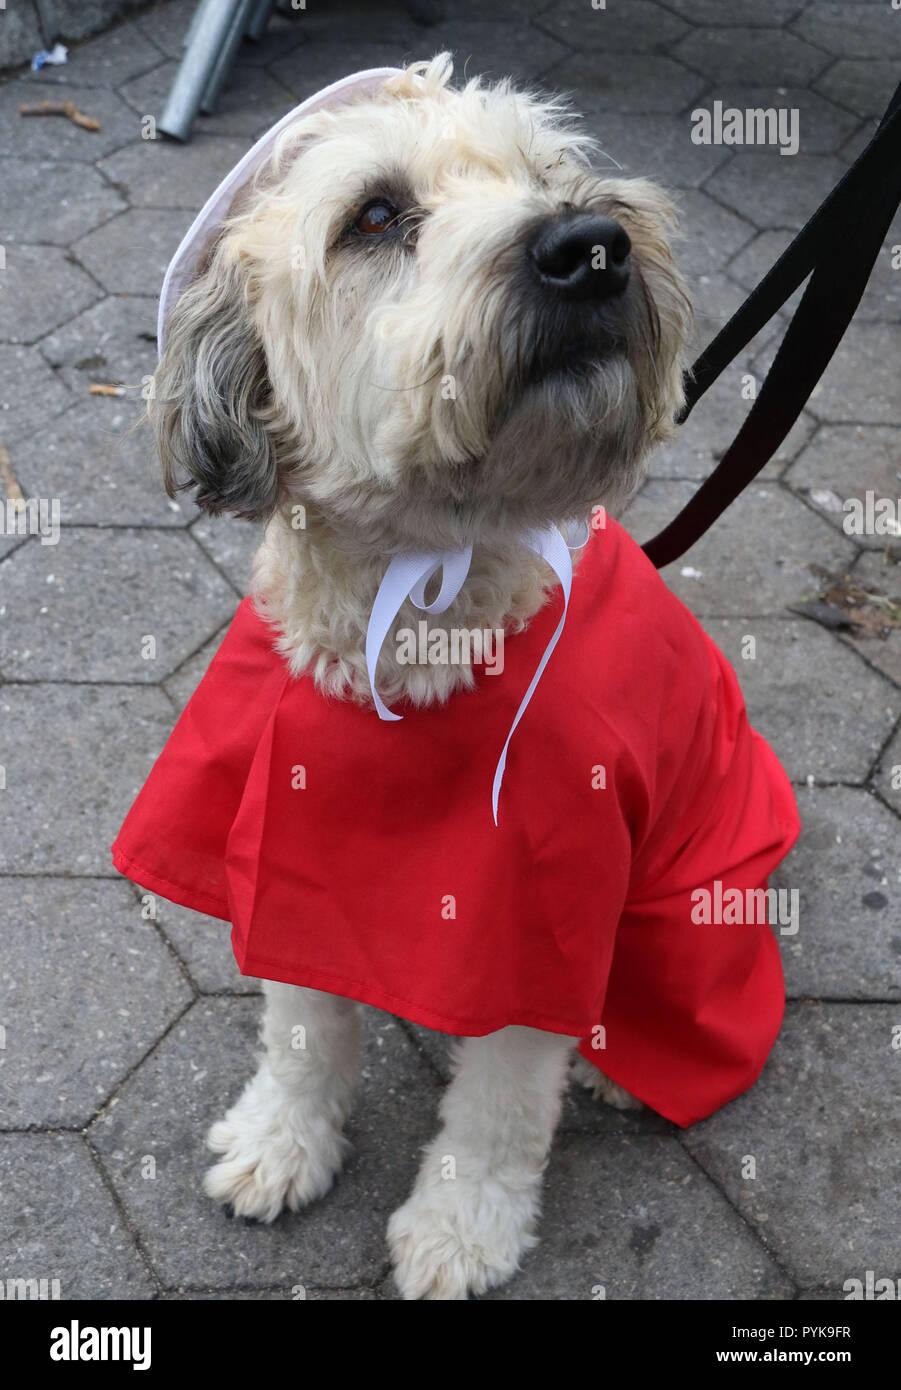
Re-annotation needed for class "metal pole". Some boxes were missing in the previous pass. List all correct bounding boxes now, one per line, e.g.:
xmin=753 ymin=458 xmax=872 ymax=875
xmin=158 ymin=0 xmax=243 ymax=142
xmin=246 ymin=0 xmax=277 ymax=43
xmin=200 ymin=0 xmax=258 ymax=114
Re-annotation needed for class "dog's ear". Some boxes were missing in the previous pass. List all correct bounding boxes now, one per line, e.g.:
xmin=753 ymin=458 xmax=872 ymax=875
xmin=150 ymin=255 xmax=278 ymax=519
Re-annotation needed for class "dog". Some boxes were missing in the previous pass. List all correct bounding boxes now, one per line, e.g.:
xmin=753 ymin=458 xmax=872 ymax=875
xmin=114 ymin=55 xmax=798 ymax=1299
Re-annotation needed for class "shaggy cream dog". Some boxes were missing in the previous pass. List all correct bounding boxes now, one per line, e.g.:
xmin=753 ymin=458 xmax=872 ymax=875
xmin=150 ymin=55 xmax=692 ymax=1299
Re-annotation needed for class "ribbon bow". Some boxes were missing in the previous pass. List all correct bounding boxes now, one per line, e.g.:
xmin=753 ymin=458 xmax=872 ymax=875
xmin=365 ymin=521 xmax=588 ymax=824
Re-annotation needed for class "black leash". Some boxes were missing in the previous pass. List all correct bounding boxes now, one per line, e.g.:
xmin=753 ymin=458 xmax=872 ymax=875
xmin=642 ymin=79 xmax=901 ymax=570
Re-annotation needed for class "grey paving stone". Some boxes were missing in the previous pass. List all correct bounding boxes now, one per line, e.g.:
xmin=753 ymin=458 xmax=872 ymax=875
xmin=0 ymin=343 xmax=72 ymax=447
xmin=843 ymin=549 xmax=901 ymax=686
xmin=162 ymin=620 xmax=232 ymax=713
xmin=814 ymin=59 xmax=901 ymax=119
xmin=0 ymin=79 xmax=142 ymax=161
xmin=89 ymin=998 xmax=441 ymax=1289
xmin=644 ymin=366 xmax=815 ymax=480
xmin=12 ymin=398 xmax=195 ymax=528
xmin=546 ymin=53 xmax=708 ymax=115
xmin=700 ymin=617 xmax=897 ymax=784
xmin=705 ymin=152 xmax=849 ymax=233
xmin=0 ymin=157 xmax=125 ymax=245
xmin=791 ymin=3 xmax=901 ymax=60
xmin=0 ymin=679 xmax=174 ymax=874
xmin=586 ymin=110 xmax=732 ymax=190
xmin=0 ymin=1134 xmax=153 ymax=1298
xmin=622 ymin=480 xmax=854 ymax=616
xmin=268 ymin=44 xmax=409 ymax=103
xmin=38 ymin=292 xmax=158 ymax=395
xmin=773 ymin=786 xmax=901 ymax=1002
xmin=165 ymin=1285 xmax=378 ymax=1299
xmin=0 ymin=1 xmax=43 ymax=68
xmin=786 ymin=425 xmax=901 ymax=551
xmin=120 ymin=60 xmax=296 ymax=142
xmin=46 ymin=1 xmax=149 ymax=47
xmin=728 ymin=227 xmax=804 ymax=321
xmin=684 ymin=86 xmax=858 ymax=157
xmin=559 ymin=1066 xmax=672 ymax=1139
xmin=873 ymin=720 xmax=901 ymax=809
xmin=0 ymin=527 xmax=236 ymax=681
xmin=0 ymin=876 xmax=192 ymax=1129
xmin=666 ymin=188 xmax=754 ymax=278
xmin=0 ymin=242 xmax=102 ymax=345
xmin=98 ymin=133 xmax=252 ymax=210
xmin=73 ymin=206 xmax=186 ymax=297
xmin=277 ymin=0 xmax=426 ymax=47
xmin=482 ymin=1132 xmax=793 ymax=1300
xmin=806 ymin=325 xmax=901 ymax=426
xmin=150 ymin=896 xmax=260 ymax=996
xmin=674 ymin=28 xmax=831 ymax=87
xmin=190 ymin=515 xmax=262 ymax=595
xmin=537 ymin=1 xmax=689 ymax=53
xmin=19 ymin=20 xmax=164 ymax=88
xmin=682 ymin=1002 xmax=901 ymax=1289
xmin=660 ymin=1 xmax=805 ymax=25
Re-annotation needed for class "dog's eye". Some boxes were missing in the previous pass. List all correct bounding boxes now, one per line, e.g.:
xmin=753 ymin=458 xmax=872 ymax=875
xmin=356 ymin=199 xmax=400 ymax=236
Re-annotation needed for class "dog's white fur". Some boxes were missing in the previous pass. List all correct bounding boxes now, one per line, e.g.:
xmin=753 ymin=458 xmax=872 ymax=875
xmin=151 ymin=56 xmax=691 ymax=1298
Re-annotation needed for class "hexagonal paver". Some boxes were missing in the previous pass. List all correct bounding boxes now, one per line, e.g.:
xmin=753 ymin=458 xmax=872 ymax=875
xmin=662 ymin=0 xmax=805 ymax=24
xmin=89 ymin=998 xmax=441 ymax=1290
xmin=786 ymin=425 xmax=901 ymax=550
xmin=773 ymin=786 xmax=901 ymax=1001
xmin=644 ymin=368 xmax=815 ymax=480
xmin=807 ymin=325 xmax=901 ymax=426
xmin=665 ymin=189 xmax=754 ymax=279
xmin=0 ymin=243 xmax=102 ymax=346
xmin=0 ymin=680 xmax=175 ymax=874
xmin=163 ymin=621 xmax=231 ymax=713
xmin=151 ymin=896 xmax=259 ymax=996
xmin=139 ymin=4 xmax=307 ymax=62
xmin=622 ymin=480 xmax=855 ymax=615
xmin=269 ymin=45 xmax=411 ymax=103
xmin=682 ymin=1003 xmax=901 ymax=1290
xmin=0 ymin=158 xmax=125 ymax=245
xmin=190 ymin=514 xmax=261 ymax=595
xmin=705 ymin=153 xmax=849 ymax=233
xmin=0 ymin=876 xmax=193 ymax=1128
xmin=120 ymin=61 xmax=297 ymax=143
xmin=97 ymin=134 xmax=253 ymax=210
xmin=19 ymin=20 xmax=165 ymax=87
xmin=11 ymin=399 xmax=196 ymax=528
xmin=0 ymin=528 xmax=236 ymax=681
xmin=874 ymin=719 xmax=901 ymax=808
xmin=701 ymin=617 xmax=897 ymax=783
xmin=537 ymin=1 xmax=689 ymax=53
xmin=0 ymin=1134 xmax=153 ymax=1298
xmin=73 ymin=207 xmax=187 ymax=297
xmin=792 ymin=4 xmax=901 ymax=61
xmin=0 ymin=80 xmax=143 ymax=162
xmin=0 ymin=343 xmax=72 ymax=446
xmin=674 ymin=28 xmax=831 ymax=87
xmin=545 ymin=53 xmax=707 ymax=115
xmin=39 ymin=293 xmax=159 ymax=395
xmin=686 ymin=86 xmax=858 ymax=157
xmin=485 ymin=1132 xmax=793 ymax=1300
xmin=815 ymin=59 xmax=901 ymax=120
xmin=588 ymin=111 xmax=732 ymax=190
xmin=843 ymin=549 xmax=901 ymax=686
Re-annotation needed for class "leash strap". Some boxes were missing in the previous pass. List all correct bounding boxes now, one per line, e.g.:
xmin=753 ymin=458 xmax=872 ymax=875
xmin=643 ymin=79 xmax=901 ymax=570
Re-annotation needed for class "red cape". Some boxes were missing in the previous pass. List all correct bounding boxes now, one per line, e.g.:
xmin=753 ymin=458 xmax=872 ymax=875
xmin=113 ymin=520 xmax=799 ymax=1127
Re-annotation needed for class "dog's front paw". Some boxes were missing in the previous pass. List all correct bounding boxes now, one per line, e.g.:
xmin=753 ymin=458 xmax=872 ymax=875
xmin=204 ymin=1071 xmax=348 ymax=1222
xmin=571 ymin=1054 xmax=644 ymax=1110
xmin=388 ymin=1163 xmax=540 ymax=1300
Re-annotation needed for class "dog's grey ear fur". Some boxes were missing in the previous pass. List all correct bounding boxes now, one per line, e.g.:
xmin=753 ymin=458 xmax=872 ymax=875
xmin=151 ymin=259 xmax=278 ymax=519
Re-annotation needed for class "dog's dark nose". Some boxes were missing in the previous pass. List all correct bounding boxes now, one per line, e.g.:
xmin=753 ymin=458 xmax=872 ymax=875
xmin=529 ymin=214 xmax=631 ymax=302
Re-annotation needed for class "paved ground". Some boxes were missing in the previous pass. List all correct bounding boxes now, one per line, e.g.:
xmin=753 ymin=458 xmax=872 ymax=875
xmin=1 ymin=0 xmax=900 ymax=1301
